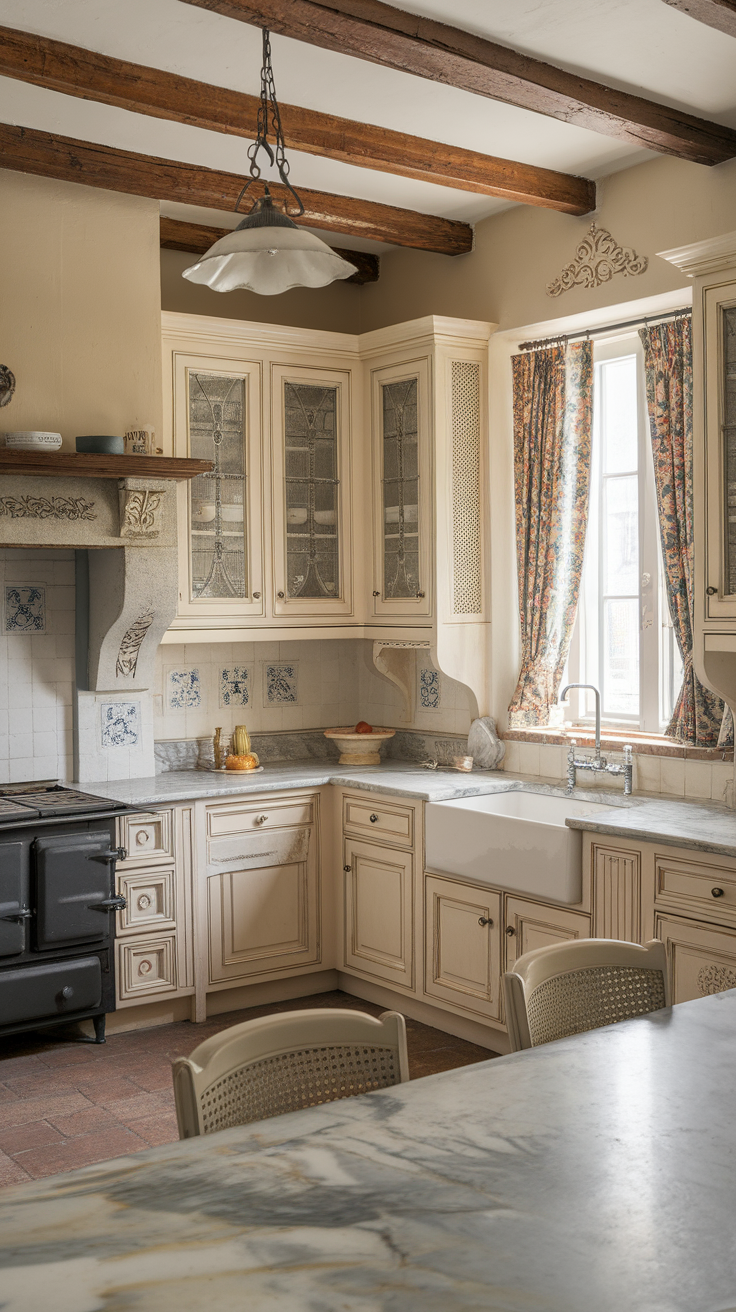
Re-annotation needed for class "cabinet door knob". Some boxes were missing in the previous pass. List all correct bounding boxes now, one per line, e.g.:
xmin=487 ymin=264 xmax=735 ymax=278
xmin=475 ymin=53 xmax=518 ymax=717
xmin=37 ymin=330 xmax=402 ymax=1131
xmin=712 ymin=886 xmax=725 ymax=898
xmin=254 ymin=815 xmax=268 ymax=825
xmin=417 ymin=591 xmax=425 ymax=598
xmin=252 ymin=591 xmax=261 ymax=599
xmin=505 ymin=925 xmax=515 ymax=936
xmin=277 ymin=590 xmax=285 ymax=599
xmin=372 ymin=590 xmax=380 ymax=597
xmin=343 ymin=864 xmax=352 ymax=872
xmin=478 ymin=916 xmax=493 ymax=927
xmin=706 ymin=586 xmax=718 ymax=596
xmin=369 ymin=813 xmax=379 ymax=823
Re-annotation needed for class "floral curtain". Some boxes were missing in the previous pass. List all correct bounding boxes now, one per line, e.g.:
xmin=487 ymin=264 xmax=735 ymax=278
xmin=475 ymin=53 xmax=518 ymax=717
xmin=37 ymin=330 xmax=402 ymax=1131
xmin=640 ymin=317 xmax=727 ymax=745
xmin=508 ymin=342 xmax=593 ymax=726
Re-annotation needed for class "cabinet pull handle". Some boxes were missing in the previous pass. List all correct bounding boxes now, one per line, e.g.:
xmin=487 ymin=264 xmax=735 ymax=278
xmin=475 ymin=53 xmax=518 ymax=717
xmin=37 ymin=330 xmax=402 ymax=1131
xmin=252 ymin=591 xmax=261 ymax=599
xmin=505 ymin=925 xmax=515 ymax=936
xmin=706 ymin=586 xmax=718 ymax=596
xmin=478 ymin=916 xmax=493 ymax=927
xmin=277 ymin=590 xmax=285 ymax=599
xmin=369 ymin=813 xmax=379 ymax=823
xmin=343 ymin=864 xmax=352 ymax=872
xmin=712 ymin=886 xmax=725 ymax=898
xmin=254 ymin=815 xmax=268 ymax=826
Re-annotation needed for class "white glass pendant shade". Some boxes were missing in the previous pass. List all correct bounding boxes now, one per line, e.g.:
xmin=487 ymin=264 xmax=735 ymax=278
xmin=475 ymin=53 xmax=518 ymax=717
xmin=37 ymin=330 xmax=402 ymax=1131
xmin=183 ymin=225 xmax=357 ymax=295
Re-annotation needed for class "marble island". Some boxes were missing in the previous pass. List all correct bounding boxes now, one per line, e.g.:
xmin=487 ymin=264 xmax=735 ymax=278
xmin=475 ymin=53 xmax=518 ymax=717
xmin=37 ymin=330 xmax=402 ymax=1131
xmin=1 ymin=991 xmax=734 ymax=1312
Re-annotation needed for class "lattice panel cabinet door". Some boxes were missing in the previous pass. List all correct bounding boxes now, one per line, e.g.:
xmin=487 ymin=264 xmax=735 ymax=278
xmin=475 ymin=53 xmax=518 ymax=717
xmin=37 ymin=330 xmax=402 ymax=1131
xmin=655 ymin=912 xmax=736 ymax=1003
xmin=504 ymin=896 xmax=591 ymax=971
xmin=424 ymin=874 xmax=502 ymax=1020
xmin=170 ymin=351 xmax=264 ymax=628
xmin=270 ymin=363 xmax=354 ymax=617
xmin=342 ymin=838 xmax=415 ymax=991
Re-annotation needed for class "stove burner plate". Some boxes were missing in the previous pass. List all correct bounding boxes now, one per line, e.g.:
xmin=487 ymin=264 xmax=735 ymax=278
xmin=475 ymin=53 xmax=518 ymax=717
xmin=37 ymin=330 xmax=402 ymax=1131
xmin=0 ymin=797 xmax=40 ymax=820
xmin=13 ymin=789 xmax=115 ymax=816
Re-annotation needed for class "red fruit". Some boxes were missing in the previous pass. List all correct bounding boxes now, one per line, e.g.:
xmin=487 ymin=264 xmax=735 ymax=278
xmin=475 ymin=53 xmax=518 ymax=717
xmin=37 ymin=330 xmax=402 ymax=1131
xmin=355 ymin=721 xmax=373 ymax=734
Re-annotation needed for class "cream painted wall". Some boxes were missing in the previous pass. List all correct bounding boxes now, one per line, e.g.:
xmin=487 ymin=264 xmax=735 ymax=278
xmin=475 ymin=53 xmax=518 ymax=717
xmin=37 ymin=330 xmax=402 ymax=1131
xmin=0 ymin=170 xmax=162 ymax=448
xmin=161 ymin=247 xmax=363 ymax=334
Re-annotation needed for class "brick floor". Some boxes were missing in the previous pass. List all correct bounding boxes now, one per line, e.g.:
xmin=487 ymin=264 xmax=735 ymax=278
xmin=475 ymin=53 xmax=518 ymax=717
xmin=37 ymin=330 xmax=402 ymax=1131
xmin=0 ymin=990 xmax=497 ymax=1187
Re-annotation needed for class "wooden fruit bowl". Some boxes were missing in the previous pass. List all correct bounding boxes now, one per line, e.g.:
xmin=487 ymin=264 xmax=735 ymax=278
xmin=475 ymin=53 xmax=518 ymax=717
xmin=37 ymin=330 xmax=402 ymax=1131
xmin=324 ymin=727 xmax=395 ymax=765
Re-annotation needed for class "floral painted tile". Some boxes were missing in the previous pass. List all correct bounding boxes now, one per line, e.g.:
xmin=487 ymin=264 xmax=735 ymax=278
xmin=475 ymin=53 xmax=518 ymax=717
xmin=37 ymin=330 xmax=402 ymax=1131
xmin=4 ymin=585 xmax=46 ymax=634
xmin=167 ymin=669 xmax=202 ymax=711
xmin=264 ymin=662 xmax=299 ymax=705
xmin=101 ymin=701 xmax=140 ymax=748
xmin=220 ymin=666 xmax=251 ymax=708
xmin=418 ymin=665 xmax=441 ymax=711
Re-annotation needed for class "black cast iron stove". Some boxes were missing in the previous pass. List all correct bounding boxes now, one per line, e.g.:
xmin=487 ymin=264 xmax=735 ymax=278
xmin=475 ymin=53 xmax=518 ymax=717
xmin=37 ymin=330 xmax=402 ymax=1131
xmin=0 ymin=782 xmax=140 ymax=1043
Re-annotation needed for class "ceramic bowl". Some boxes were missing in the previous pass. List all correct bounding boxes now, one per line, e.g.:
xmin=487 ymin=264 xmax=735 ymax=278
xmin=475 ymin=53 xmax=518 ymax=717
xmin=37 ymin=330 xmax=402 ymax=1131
xmin=324 ymin=727 xmax=395 ymax=765
xmin=3 ymin=431 xmax=62 ymax=451
xmin=75 ymin=435 xmax=125 ymax=454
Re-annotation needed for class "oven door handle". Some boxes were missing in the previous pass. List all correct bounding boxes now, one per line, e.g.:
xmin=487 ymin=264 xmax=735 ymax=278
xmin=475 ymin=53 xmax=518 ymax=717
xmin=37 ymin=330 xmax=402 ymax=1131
xmin=90 ymin=847 xmax=128 ymax=865
xmin=89 ymin=895 xmax=127 ymax=913
xmin=0 ymin=904 xmax=32 ymax=922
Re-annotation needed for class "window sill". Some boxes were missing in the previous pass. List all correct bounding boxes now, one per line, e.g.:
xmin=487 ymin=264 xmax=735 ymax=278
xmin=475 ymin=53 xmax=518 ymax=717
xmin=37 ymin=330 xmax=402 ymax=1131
xmin=501 ymin=726 xmax=733 ymax=762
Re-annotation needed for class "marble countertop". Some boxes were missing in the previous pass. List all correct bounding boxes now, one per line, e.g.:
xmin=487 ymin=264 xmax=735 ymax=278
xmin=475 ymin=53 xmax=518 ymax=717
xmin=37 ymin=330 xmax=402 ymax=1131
xmin=1 ymin=990 xmax=734 ymax=1311
xmin=80 ymin=763 xmax=736 ymax=856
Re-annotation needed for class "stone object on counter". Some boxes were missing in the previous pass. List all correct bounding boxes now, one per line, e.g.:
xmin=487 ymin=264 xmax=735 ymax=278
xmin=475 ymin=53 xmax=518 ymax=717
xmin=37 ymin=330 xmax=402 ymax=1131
xmin=468 ymin=716 xmax=505 ymax=770
xmin=75 ymin=435 xmax=124 ymax=454
xmin=324 ymin=727 xmax=396 ymax=765
xmin=3 ymin=430 xmax=62 ymax=450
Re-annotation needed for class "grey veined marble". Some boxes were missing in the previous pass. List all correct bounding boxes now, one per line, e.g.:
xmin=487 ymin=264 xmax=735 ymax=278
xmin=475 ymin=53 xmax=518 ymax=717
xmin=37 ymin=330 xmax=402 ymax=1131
xmin=1 ymin=992 xmax=735 ymax=1312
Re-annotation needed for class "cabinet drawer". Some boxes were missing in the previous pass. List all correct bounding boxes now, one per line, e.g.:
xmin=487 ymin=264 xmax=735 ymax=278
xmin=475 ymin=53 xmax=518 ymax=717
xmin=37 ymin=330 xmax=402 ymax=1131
xmin=117 ymin=811 xmax=173 ymax=866
xmin=117 ymin=867 xmax=176 ymax=934
xmin=342 ymin=796 xmax=414 ymax=847
xmin=654 ymin=852 xmax=736 ymax=925
xmin=208 ymin=827 xmax=311 ymax=874
xmin=207 ymin=798 xmax=314 ymax=837
xmin=656 ymin=913 xmax=736 ymax=1003
xmin=117 ymin=933 xmax=177 ymax=1002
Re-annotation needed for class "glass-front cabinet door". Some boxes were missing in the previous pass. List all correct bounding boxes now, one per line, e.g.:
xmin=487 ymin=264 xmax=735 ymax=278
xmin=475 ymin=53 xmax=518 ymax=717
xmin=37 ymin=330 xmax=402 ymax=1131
xmin=270 ymin=364 xmax=353 ymax=617
xmin=371 ymin=358 xmax=432 ymax=618
xmin=704 ymin=284 xmax=736 ymax=620
xmin=172 ymin=353 xmax=264 ymax=625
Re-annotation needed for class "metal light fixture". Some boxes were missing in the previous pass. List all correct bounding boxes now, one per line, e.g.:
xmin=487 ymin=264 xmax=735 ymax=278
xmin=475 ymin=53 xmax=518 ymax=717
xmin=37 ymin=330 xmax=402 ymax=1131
xmin=182 ymin=30 xmax=357 ymax=296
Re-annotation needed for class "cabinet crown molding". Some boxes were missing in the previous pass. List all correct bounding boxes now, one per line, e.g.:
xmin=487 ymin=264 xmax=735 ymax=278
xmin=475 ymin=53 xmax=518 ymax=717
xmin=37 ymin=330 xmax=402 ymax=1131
xmin=658 ymin=231 xmax=736 ymax=278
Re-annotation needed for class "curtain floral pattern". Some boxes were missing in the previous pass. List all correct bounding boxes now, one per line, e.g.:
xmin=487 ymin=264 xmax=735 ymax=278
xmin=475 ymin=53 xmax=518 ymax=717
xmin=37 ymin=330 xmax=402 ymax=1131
xmin=508 ymin=342 xmax=593 ymax=726
xmin=640 ymin=317 xmax=727 ymax=745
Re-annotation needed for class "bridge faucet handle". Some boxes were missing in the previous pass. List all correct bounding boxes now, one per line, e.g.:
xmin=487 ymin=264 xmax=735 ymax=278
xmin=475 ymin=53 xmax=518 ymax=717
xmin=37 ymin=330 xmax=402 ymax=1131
xmin=623 ymin=744 xmax=633 ymax=762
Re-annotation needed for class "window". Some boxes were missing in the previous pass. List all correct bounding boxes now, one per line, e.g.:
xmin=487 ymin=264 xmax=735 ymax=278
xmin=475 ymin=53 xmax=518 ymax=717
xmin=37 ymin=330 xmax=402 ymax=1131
xmin=563 ymin=335 xmax=682 ymax=732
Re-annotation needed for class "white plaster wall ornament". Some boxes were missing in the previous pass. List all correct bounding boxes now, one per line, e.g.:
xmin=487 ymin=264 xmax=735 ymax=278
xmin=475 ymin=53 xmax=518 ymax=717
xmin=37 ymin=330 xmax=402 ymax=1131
xmin=467 ymin=716 xmax=506 ymax=769
xmin=116 ymin=606 xmax=155 ymax=678
xmin=546 ymin=224 xmax=649 ymax=298
xmin=0 ymin=494 xmax=96 ymax=521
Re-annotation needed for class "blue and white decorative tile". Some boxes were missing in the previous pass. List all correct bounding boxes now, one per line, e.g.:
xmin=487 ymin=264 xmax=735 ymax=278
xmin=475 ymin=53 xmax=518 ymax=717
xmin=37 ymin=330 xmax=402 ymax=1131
xmin=418 ymin=664 xmax=441 ymax=712
xmin=101 ymin=701 xmax=140 ymax=749
xmin=167 ymin=669 xmax=202 ymax=711
xmin=4 ymin=585 xmax=46 ymax=634
xmin=264 ymin=662 xmax=299 ymax=705
xmin=219 ymin=666 xmax=251 ymax=708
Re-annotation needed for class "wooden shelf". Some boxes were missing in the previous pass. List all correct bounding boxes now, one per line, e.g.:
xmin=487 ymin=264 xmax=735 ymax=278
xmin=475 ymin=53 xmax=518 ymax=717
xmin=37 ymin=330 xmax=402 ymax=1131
xmin=0 ymin=451 xmax=213 ymax=480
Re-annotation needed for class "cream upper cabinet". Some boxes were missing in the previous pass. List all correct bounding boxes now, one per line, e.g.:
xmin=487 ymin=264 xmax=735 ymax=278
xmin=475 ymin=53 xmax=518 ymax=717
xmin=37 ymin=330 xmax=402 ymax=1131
xmin=270 ymin=363 xmax=353 ymax=617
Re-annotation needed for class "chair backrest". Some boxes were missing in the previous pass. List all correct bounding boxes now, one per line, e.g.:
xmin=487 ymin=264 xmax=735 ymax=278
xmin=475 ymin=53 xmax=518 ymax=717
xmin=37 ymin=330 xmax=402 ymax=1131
xmin=503 ymin=938 xmax=671 ymax=1052
xmin=172 ymin=1007 xmax=410 ymax=1138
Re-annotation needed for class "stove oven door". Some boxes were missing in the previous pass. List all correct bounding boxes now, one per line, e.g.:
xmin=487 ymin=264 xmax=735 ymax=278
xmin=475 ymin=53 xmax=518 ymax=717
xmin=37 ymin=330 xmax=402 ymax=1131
xmin=35 ymin=833 xmax=116 ymax=949
xmin=0 ymin=843 xmax=27 ymax=957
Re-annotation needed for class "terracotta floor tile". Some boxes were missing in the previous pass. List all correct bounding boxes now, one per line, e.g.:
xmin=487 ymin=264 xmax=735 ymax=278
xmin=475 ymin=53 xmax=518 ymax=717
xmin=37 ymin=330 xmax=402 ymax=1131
xmin=74 ymin=1076 xmax=149 ymax=1105
xmin=127 ymin=1068 xmax=178 ymax=1093
xmin=0 ymin=1083 xmax=20 ymax=1104
xmin=13 ymin=1127 xmax=149 ymax=1179
xmin=130 ymin=1111 xmax=180 ymax=1148
xmin=2 ymin=1071 xmax=81 ymax=1099
xmin=0 ymin=1053 xmax=46 ymax=1076
xmin=0 ymin=1093 xmax=92 ymax=1131
xmin=46 ymin=1106 xmax=119 ymax=1137
xmin=0 ymin=1150 xmax=32 ymax=1186
xmin=104 ymin=1092 xmax=173 ymax=1123
xmin=0 ymin=1119 xmax=63 ymax=1157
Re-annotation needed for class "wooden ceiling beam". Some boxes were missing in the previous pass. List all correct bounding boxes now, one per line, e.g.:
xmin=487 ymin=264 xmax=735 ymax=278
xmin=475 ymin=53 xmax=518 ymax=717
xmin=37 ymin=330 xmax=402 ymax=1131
xmin=160 ymin=215 xmax=380 ymax=281
xmin=662 ymin=0 xmax=736 ymax=38
xmin=0 ymin=123 xmax=472 ymax=255
xmin=181 ymin=0 xmax=736 ymax=165
xmin=0 ymin=25 xmax=594 ymax=215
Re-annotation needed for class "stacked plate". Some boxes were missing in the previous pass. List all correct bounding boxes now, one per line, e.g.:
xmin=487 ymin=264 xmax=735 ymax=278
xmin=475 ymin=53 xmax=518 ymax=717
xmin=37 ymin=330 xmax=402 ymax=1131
xmin=3 ymin=431 xmax=62 ymax=451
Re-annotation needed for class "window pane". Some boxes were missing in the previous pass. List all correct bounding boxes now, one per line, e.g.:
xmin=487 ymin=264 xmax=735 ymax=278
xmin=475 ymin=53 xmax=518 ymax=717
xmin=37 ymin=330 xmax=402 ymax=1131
xmin=600 ymin=355 xmax=638 ymax=474
xmin=604 ymin=474 xmax=639 ymax=595
xmin=188 ymin=372 xmax=247 ymax=600
xmin=603 ymin=598 xmax=639 ymax=716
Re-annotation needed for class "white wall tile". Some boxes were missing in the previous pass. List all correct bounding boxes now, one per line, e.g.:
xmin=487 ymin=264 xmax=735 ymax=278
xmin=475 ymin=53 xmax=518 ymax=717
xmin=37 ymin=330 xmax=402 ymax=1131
xmin=684 ymin=760 xmax=713 ymax=800
xmin=660 ymin=758 xmax=685 ymax=796
xmin=636 ymin=755 xmax=662 ymax=794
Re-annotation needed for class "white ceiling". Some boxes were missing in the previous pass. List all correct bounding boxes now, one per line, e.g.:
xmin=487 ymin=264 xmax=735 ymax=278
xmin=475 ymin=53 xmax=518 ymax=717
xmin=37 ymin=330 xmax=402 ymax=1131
xmin=1 ymin=0 xmax=736 ymax=252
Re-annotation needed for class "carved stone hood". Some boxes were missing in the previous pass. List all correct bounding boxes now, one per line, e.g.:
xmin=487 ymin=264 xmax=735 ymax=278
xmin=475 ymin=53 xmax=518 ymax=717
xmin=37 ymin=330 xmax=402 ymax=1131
xmin=0 ymin=454 xmax=208 ymax=692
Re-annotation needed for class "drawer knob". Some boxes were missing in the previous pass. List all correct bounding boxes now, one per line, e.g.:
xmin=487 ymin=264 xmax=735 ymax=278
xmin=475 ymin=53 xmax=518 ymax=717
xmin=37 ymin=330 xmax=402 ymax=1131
xmin=369 ymin=813 xmax=379 ymax=823
xmin=137 ymin=894 xmax=152 ymax=911
xmin=417 ymin=591 xmax=425 ymax=598
xmin=706 ymin=586 xmax=718 ymax=596
xmin=255 ymin=815 xmax=268 ymax=825
xmin=478 ymin=916 xmax=493 ymax=927
xmin=505 ymin=925 xmax=515 ymax=936
xmin=372 ymin=591 xmax=380 ymax=597
xmin=135 ymin=830 xmax=149 ymax=846
xmin=712 ymin=887 xmax=725 ymax=898
xmin=253 ymin=591 xmax=261 ymax=599
xmin=344 ymin=864 xmax=352 ymax=872
xmin=61 ymin=985 xmax=74 ymax=1000
xmin=277 ymin=590 xmax=285 ymax=599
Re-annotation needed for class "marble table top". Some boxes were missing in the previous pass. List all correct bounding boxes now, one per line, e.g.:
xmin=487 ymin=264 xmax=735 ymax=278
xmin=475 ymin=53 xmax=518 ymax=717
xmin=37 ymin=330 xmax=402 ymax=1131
xmin=1 ymin=990 xmax=735 ymax=1311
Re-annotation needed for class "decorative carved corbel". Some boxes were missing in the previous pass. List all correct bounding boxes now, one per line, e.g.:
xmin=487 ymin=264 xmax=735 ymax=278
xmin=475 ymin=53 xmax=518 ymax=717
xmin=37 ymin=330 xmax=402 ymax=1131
xmin=118 ymin=477 xmax=166 ymax=539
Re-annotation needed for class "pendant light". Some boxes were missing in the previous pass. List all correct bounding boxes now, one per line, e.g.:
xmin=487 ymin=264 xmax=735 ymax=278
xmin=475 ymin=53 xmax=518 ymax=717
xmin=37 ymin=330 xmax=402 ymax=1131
xmin=182 ymin=30 xmax=357 ymax=296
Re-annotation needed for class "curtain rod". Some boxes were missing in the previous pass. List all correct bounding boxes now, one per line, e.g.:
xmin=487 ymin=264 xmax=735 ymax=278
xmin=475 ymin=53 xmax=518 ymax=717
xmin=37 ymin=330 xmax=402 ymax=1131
xmin=517 ymin=306 xmax=691 ymax=352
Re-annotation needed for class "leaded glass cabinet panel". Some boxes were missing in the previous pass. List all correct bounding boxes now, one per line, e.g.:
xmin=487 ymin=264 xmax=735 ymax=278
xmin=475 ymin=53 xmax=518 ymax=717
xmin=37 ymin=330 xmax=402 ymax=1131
xmin=271 ymin=365 xmax=353 ymax=616
xmin=371 ymin=359 xmax=431 ymax=618
xmin=722 ymin=303 xmax=736 ymax=596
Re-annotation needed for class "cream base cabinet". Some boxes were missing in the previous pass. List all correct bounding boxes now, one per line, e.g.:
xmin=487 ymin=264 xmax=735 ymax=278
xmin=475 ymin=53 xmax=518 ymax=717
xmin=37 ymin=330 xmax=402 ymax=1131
xmin=504 ymin=896 xmax=591 ymax=971
xmin=655 ymin=913 xmax=736 ymax=1002
xmin=424 ymin=875 xmax=502 ymax=1021
xmin=342 ymin=837 xmax=414 ymax=991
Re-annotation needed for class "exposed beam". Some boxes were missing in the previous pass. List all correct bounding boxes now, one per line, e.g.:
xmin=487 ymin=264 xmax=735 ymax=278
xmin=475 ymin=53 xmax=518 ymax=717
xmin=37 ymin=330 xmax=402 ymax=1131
xmin=181 ymin=0 xmax=736 ymax=165
xmin=0 ymin=25 xmax=595 ymax=215
xmin=160 ymin=214 xmax=380 ymax=282
xmin=0 ymin=123 xmax=472 ymax=255
xmin=662 ymin=0 xmax=736 ymax=37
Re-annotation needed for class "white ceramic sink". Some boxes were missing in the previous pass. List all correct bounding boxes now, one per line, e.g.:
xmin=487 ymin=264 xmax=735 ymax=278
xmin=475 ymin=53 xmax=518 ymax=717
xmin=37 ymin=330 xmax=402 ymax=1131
xmin=424 ymin=791 xmax=618 ymax=904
